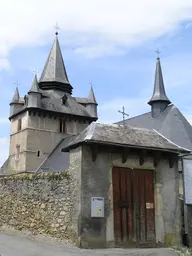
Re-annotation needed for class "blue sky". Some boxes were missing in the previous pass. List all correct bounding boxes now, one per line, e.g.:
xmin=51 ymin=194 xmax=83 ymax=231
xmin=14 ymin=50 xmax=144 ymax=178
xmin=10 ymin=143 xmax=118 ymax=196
xmin=1 ymin=0 xmax=192 ymax=165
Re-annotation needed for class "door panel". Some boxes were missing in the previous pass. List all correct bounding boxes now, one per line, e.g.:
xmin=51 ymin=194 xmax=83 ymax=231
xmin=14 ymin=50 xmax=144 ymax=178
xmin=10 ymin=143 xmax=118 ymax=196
xmin=112 ymin=167 xmax=155 ymax=247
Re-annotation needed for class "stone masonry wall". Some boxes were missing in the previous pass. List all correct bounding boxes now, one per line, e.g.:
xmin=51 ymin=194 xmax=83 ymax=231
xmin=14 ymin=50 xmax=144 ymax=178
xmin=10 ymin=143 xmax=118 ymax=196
xmin=0 ymin=172 xmax=78 ymax=243
xmin=80 ymin=145 xmax=181 ymax=248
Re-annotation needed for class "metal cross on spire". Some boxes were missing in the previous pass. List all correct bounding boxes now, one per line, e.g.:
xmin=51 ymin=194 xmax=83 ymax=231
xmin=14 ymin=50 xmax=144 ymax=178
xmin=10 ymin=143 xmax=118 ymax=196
xmin=118 ymin=106 xmax=129 ymax=126
xmin=89 ymin=80 xmax=93 ymax=87
xmin=15 ymin=80 xmax=20 ymax=87
xmin=155 ymin=48 xmax=161 ymax=58
xmin=33 ymin=68 xmax=39 ymax=76
xmin=54 ymin=22 xmax=60 ymax=36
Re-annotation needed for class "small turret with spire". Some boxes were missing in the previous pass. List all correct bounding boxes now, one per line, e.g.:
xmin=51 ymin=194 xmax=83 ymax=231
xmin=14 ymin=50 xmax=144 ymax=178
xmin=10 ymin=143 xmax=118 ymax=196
xmin=28 ymin=74 xmax=41 ymax=108
xmin=148 ymin=55 xmax=171 ymax=118
xmin=88 ymin=86 xmax=97 ymax=103
xmin=11 ymin=87 xmax=19 ymax=104
xmin=85 ymin=83 xmax=98 ymax=118
xmin=9 ymin=87 xmax=24 ymax=117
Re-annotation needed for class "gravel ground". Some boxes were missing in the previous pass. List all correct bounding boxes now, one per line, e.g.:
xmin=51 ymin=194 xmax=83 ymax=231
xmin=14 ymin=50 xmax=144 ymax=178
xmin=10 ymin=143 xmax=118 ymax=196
xmin=0 ymin=225 xmax=75 ymax=247
xmin=0 ymin=226 xmax=178 ymax=256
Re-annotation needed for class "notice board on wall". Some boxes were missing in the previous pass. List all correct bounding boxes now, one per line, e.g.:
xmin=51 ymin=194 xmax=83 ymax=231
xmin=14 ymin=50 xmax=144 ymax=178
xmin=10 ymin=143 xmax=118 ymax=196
xmin=91 ymin=197 xmax=104 ymax=217
xmin=183 ymin=159 xmax=192 ymax=204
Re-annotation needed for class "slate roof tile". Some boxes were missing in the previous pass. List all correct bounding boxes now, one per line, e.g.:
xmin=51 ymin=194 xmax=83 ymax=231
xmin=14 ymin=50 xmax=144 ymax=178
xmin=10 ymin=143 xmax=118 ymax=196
xmin=117 ymin=104 xmax=192 ymax=150
xmin=62 ymin=122 xmax=189 ymax=153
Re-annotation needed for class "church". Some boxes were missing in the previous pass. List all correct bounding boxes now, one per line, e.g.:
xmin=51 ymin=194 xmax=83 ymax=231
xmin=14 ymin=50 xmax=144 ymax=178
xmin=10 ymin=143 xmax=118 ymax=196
xmin=0 ymin=32 xmax=191 ymax=248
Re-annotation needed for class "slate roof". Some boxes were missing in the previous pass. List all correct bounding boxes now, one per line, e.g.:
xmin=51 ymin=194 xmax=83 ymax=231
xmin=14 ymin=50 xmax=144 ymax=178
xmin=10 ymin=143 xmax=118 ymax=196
xmin=74 ymin=97 xmax=96 ymax=105
xmin=117 ymin=104 xmax=192 ymax=151
xmin=62 ymin=122 xmax=190 ymax=153
xmin=9 ymin=88 xmax=96 ymax=120
xmin=0 ymin=158 xmax=9 ymax=175
xmin=148 ymin=58 xmax=171 ymax=105
xmin=40 ymin=91 xmax=94 ymax=118
xmin=28 ymin=75 xmax=40 ymax=94
xmin=74 ymin=87 xmax=97 ymax=105
xmin=88 ymin=87 xmax=97 ymax=104
xmin=19 ymin=97 xmax=25 ymax=103
xmin=74 ymin=97 xmax=90 ymax=104
xmin=36 ymin=136 xmax=75 ymax=173
xmin=9 ymin=35 xmax=97 ymax=120
xmin=39 ymin=35 xmax=70 ymax=85
xmin=0 ymin=136 xmax=75 ymax=174
xmin=10 ymin=87 xmax=20 ymax=104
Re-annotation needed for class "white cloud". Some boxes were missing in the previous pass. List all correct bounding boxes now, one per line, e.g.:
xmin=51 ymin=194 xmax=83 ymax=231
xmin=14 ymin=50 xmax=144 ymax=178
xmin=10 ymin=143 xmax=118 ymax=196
xmin=0 ymin=1 xmax=192 ymax=58
xmin=0 ymin=118 xmax=9 ymax=124
xmin=98 ymin=97 xmax=150 ymax=123
xmin=74 ymin=44 xmax=126 ymax=59
xmin=0 ymin=58 xmax=10 ymax=71
xmin=161 ymin=53 xmax=192 ymax=90
xmin=0 ymin=137 xmax=9 ymax=167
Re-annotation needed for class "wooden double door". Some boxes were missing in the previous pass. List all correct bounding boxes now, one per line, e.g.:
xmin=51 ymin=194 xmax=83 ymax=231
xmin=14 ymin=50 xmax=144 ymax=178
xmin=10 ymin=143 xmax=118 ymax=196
xmin=112 ymin=167 xmax=155 ymax=247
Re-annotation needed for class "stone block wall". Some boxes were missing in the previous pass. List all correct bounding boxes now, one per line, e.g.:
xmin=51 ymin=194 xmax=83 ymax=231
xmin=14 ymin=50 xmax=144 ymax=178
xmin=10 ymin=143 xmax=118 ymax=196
xmin=0 ymin=172 xmax=78 ymax=243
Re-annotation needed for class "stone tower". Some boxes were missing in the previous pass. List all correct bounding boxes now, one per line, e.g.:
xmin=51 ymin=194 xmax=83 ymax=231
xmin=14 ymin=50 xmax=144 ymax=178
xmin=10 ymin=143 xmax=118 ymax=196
xmin=7 ymin=33 xmax=98 ymax=173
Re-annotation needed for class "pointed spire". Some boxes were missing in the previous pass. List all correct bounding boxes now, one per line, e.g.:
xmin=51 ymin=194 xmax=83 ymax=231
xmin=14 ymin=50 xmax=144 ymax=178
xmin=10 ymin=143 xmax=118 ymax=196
xmin=29 ymin=74 xmax=40 ymax=93
xmin=39 ymin=34 xmax=73 ymax=94
xmin=88 ymin=86 xmax=97 ymax=104
xmin=148 ymin=57 xmax=171 ymax=106
xmin=11 ymin=87 xmax=20 ymax=104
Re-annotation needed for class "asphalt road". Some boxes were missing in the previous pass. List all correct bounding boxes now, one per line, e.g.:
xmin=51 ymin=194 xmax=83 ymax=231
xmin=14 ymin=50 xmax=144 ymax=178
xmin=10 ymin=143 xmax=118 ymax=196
xmin=0 ymin=232 xmax=178 ymax=256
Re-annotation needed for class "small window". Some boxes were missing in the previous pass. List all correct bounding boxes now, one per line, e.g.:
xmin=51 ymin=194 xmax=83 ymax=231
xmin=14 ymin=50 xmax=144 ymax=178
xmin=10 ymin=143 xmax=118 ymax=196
xmin=18 ymin=119 xmax=22 ymax=131
xmin=15 ymin=145 xmax=20 ymax=161
xmin=24 ymin=95 xmax=28 ymax=106
xmin=62 ymin=94 xmax=68 ymax=105
xmin=37 ymin=151 xmax=40 ymax=157
xmin=59 ymin=119 xmax=62 ymax=132
xmin=59 ymin=119 xmax=66 ymax=133
xmin=62 ymin=120 xmax=66 ymax=133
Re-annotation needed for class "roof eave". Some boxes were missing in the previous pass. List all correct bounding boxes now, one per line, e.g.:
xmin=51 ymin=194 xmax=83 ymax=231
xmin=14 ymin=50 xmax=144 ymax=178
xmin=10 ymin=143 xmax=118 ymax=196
xmin=9 ymin=107 xmax=98 ymax=121
xmin=39 ymin=81 xmax=73 ymax=94
xmin=148 ymin=99 xmax=171 ymax=106
xmin=62 ymin=139 xmax=189 ymax=154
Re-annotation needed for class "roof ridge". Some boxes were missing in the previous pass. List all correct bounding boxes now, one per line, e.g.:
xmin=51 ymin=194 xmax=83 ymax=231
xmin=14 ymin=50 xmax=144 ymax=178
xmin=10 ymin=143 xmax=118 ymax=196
xmin=85 ymin=122 xmax=96 ymax=140
xmin=153 ymin=129 xmax=191 ymax=152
